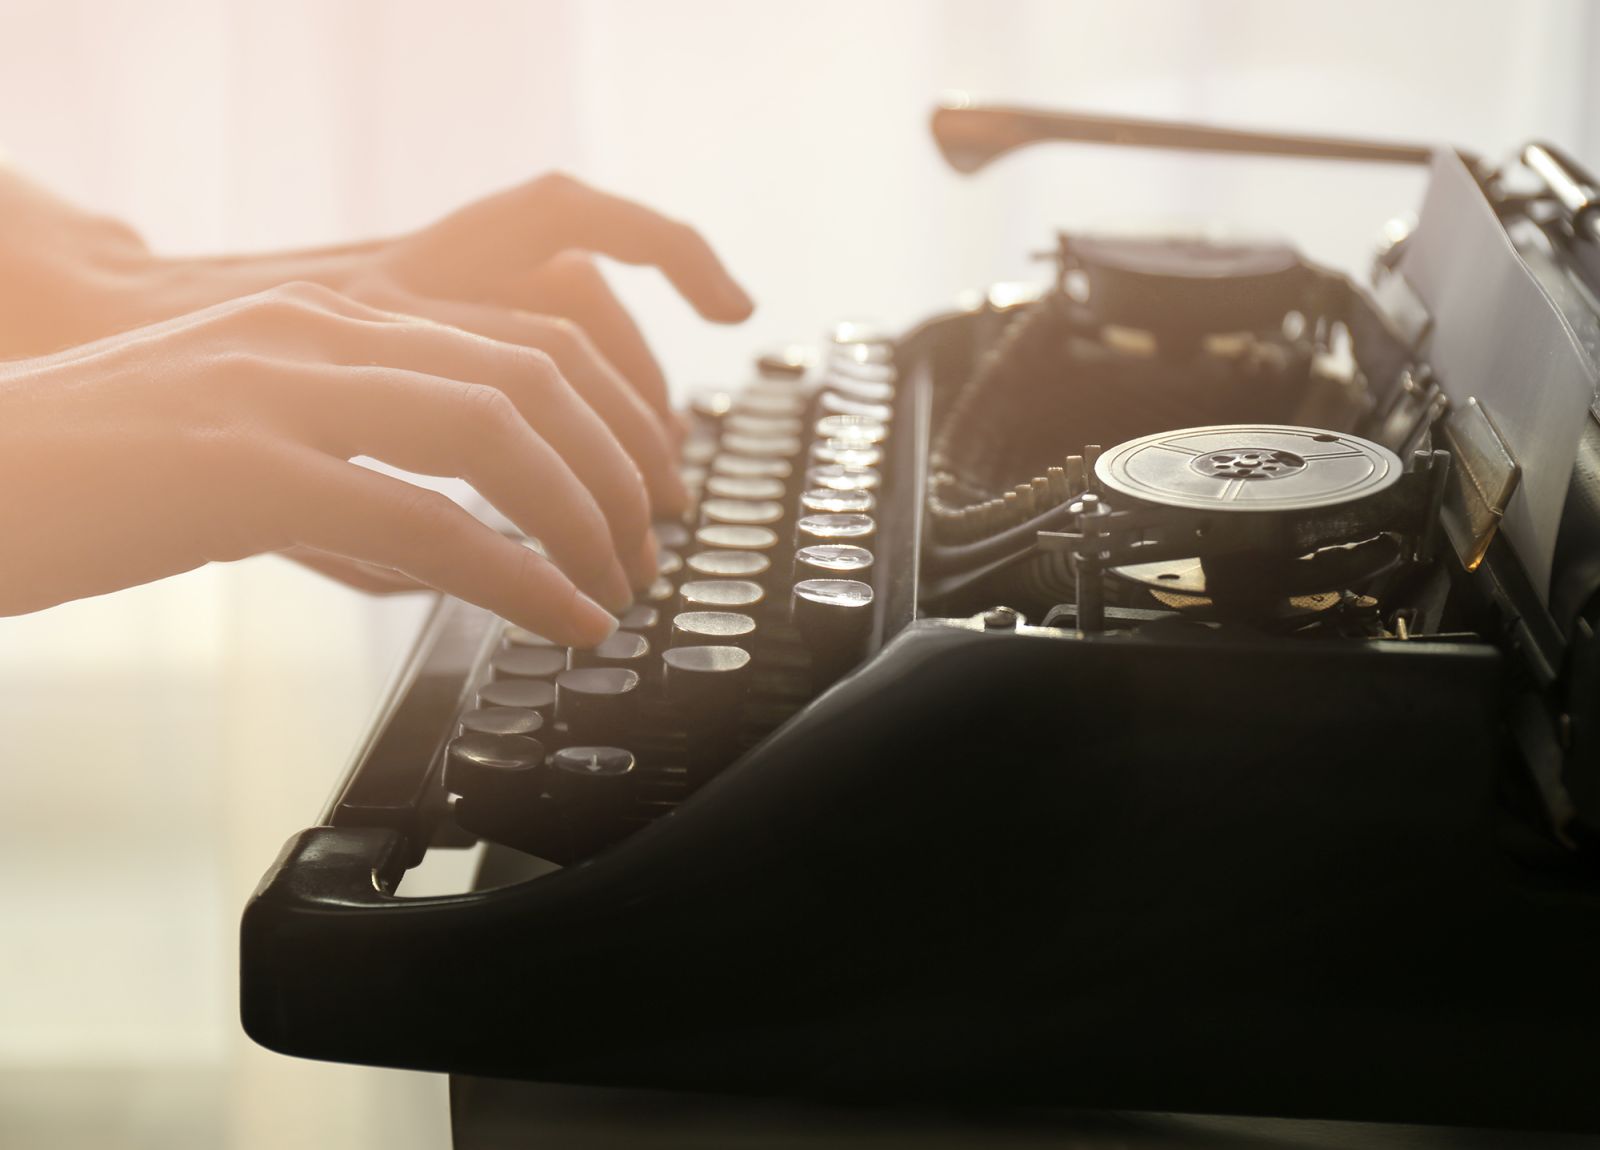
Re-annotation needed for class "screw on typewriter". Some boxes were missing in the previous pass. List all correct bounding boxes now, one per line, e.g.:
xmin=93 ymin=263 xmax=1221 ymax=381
xmin=1039 ymin=424 xmax=1452 ymax=633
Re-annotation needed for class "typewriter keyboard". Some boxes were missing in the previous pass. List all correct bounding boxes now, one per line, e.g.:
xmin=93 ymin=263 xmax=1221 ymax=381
xmin=440 ymin=328 xmax=897 ymax=864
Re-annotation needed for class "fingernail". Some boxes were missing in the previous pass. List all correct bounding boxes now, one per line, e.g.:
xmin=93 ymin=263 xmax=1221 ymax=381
xmin=601 ymin=560 xmax=635 ymax=615
xmin=717 ymin=278 xmax=755 ymax=320
xmin=627 ymin=530 xmax=661 ymax=590
xmin=569 ymin=589 xmax=620 ymax=646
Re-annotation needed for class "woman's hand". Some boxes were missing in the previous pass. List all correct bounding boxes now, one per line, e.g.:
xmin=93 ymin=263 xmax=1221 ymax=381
xmin=0 ymin=166 xmax=750 ymax=523
xmin=0 ymin=282 xmax=670 ymax=645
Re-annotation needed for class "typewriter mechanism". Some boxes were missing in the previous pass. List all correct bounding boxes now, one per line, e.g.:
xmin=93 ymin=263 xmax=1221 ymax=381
xmin=242 ymin=103 xmax=1600 ymax=1129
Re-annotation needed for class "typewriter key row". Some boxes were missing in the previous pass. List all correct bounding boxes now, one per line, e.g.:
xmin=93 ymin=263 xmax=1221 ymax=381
xmin=442 ymin=327 xmax=895 ymax=862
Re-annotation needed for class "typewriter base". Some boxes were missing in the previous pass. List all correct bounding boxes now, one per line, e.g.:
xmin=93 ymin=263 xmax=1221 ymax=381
xmin=448 ymin=1077 xmax=1595 ymax=1150
xmin=244 ymin=620 xmax=1600 ymax=1131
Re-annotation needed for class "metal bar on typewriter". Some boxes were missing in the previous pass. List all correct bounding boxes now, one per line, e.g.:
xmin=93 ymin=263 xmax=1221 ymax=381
xmin=931 ymin=95 xmax=1437 ymax=174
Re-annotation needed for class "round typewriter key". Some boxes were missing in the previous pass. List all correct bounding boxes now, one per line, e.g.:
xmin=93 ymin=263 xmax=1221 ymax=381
xmin=679 ymin=465 xmax=707 ymax=494
xmin=823 ymin=373 xmax=895 ymax=403
xmin=725 ymin=413 xmax=803 ymax=439
xmin=570 ymin=630 xmax=652 ymax=669
xmin=694 ymin=523 xmax=780 ymax=552
xmin=657 ymin=549 xmax=684 ymax=578
xmin=756 ymin=345 xmax=815 ymax=378
xmin=549 ymin=745 xmax=636 ymax=780
xmin=617 ymin=603 xmax=660 ymax=633
xmin=796 ymin=513 xmax=877 ymax=547
xmin=681 ymin=438 xmax=717 ymax=466
xmin=705 ymin=474 xmax=787 ymax=502
xmin=806 ymin=464 xmax=881 ymax=492
xmin=490 ymin=646 xmax=568 ymax=681
xmin=810 ymin=439 xmax=883 ymax=469
xmin=791 ymin=578 xmax=875 ymax=677
xmin=795 ymin=543 xmax=875 ymax=576
xmin=814 ymin=414 xmax=887 ymax=445
xmin=701 ymin=497 xmax=785 ymax=529
xmin=672 ymin=610 xmax=758 ymax=646
xmin=818 ymin=391 xmax=893 ymax=423
xmin=734 ymin=391 xmax=808 ymax=418
xmin=691 ymin=391 xmax=733 ymax=421
xmin=723 ymin=432 xmax=804 ymax=459
xmin=643 ymin=575 xmax=675 ymax=601
xmin=445 ymin=733 xmax=545 ymax=797
xmin=712 ymin=453 xmax=792 ymax=480
xmin=678 ymin=579 xmax=766 ymax=613
xmin=504 ymin=625 xmax=559 ymax=648
xmin=664 ymin=645 xmax=752 ymax=703
xmin=685 ymin=549 xmax=772 ymax=579
xmin=653 ymin=521 xmax=691 ymax=551
xmin=799 ymin=487 xmax=875 ymax=515
xmin=478 ymin=677 xmax=557 ymax=715
xmin=555 ymin=667 xmax=641 ymax=735
xmin=458 ymin=706 xmax=544 ymax=740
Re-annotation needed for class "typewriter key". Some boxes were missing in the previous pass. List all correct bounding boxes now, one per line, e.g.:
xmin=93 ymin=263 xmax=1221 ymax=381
xmin=823 ymin=374 xmax=895 ymax=404
xmin=490 ymin=646 xmax=568 ymax=681
xmin=806 ymin=464 xmax=881 ymax=492
xmin=814 ymin=414 xmax=887 ymax=446
xmin=503 ymin=625 xmax=559 ymax=648
xmin=617 ymin=604 xmax=660 ymax=633
xmin=544 ymin=747 xmax=639 ymax=855
xmin=478 ymin=678 xmax=557 ymax=716
xmin=569 ymin=630 xmax=652 ymax=670
xmin=657 ymin=549 xmax=684 ymax=578
xmin=555 ymin=667 xmax=641 ymax=738
xmin=671 ymin=610 xmax=758 ymax=646
xmin=711 ymin=453 xmax=792 ymax=480
xmin=795 ymin=513 xmax=877 ymax=548
xmin=458 ymin=706 xmax=544 ymax=740
xmin=799 ymin=488 xmax=876 ymax=516
xmin=690 ymin=391 xmax=733 ymax=422
xmin=755 ymin=345 xmax=814 ymax=378
xmin=705 ymin=475 xmax=787 ymax=502
xmin=725 ymin=413 xmax=804 ymax=439
xmin=791 ymin=578 xmax=875 ymax=683
xmin=642 ymin=576 xmax=677 ymax=608
xmin=810 ymin=439 xmax=883 ymax=469
xmin=701 ymin=498 xmax=785 ymax=529
xmin=681 ymin=439 xmax=717 ymax=466
xmin=444 ymin=733 xmax=545 ymax=798
xmin=678 ymin=579 xmax=766 ymax=614
xmin=723 ymin=432 xmax=804 ymax=459
xmin=694 ymin=523 xmax=780 ymax=553
xmin=733 ymin=391 xmax=808 ymax=418
xmin=663 ymin=645 xmax=754 ymax=785
xmin=653 ymin=521 xmax=691 ymax=551
xmin=685 ymin=549 xmax=772 ymax=579
xmin=794 ymin=543 xmax=875 ymax=576
xmin=817 ymin=391 xmax=893 ymax=423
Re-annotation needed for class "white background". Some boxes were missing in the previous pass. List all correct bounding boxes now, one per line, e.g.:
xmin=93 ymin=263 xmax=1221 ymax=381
xmin=0 ymin=2 xmax=1595 ymax=1146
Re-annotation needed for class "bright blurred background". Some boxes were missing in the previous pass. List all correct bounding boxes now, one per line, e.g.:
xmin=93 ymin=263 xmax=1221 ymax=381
xmin=0 ymin=2 xmax=1594 ymax=1146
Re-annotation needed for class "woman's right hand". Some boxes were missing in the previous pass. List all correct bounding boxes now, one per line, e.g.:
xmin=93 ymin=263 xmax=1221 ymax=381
xmin=0 ymin=281 xmax=658 ymax=646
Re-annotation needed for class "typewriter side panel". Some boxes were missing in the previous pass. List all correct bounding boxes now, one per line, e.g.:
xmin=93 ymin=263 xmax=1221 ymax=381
xmin=244 ymin=621 xmax=1599 ymax=1128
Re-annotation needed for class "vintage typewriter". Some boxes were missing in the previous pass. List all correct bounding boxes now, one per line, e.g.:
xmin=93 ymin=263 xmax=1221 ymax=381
xmin=241 ymin=101 xmax=1600 ymax=1130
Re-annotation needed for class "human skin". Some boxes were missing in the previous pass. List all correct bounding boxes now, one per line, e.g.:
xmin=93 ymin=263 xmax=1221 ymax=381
xmin=0 ymin=168 xmax=752 ymax=638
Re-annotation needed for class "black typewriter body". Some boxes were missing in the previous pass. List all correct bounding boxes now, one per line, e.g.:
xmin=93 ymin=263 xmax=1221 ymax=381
xmin=242 ymin=106 xmax=1600 ymax=1130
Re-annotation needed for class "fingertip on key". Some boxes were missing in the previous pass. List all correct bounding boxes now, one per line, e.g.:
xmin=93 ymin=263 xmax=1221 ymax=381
xmin=568 ymin=589 xmax=621 ymax=648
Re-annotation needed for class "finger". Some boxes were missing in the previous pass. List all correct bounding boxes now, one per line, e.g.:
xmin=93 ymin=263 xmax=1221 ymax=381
xmin=278 ymin=545 xmax=430 ymax=595
xmin=413 ymin=173 xmax=754 ymax=323
xmin=245 ymin=292 xmax=656 ymax=594
xmin=519 ymin=253 xmax=675 ymax=424
xmin=353 ymin=281 xmax=687 ymax=516
xmin=248 ymin=446 xmax=620 ymax=646
xmin=268 ymin=361 xmax=639 ymax=612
